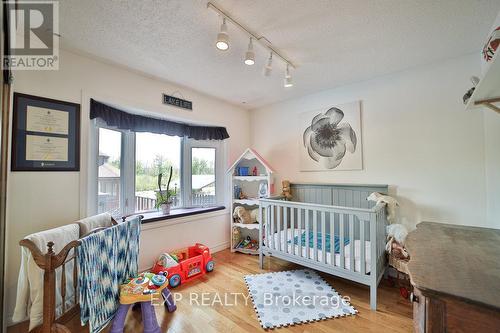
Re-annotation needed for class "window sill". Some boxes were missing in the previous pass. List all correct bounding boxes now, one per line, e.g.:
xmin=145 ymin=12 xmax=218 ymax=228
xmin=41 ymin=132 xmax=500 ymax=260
xmin=139 ymin=206 xmax=226 ymax=224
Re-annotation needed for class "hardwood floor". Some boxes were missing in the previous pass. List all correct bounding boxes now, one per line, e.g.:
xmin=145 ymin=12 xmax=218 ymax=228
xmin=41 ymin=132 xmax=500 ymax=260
xmin=8 ymin=250 xmax=413 ymax=333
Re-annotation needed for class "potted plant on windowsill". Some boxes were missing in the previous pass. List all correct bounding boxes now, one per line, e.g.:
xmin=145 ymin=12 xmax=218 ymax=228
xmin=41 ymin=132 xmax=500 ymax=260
xmin=155 ymin=166 xmax=176 ymax=215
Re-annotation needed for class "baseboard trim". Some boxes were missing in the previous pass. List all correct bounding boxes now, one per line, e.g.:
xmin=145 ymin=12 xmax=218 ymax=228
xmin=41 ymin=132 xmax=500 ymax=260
xmin=210 ymin=241 xmax=230 ymax=253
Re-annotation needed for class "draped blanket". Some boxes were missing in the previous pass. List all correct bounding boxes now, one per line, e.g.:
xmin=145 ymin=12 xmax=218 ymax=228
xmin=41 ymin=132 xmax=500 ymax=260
xmin=78 ymin=217 xmax=141 ymax=333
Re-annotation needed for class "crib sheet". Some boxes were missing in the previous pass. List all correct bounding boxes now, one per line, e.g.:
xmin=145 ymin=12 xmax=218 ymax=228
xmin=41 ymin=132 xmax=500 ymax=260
xmin=271 ymin=229 xmax=371 ymax=274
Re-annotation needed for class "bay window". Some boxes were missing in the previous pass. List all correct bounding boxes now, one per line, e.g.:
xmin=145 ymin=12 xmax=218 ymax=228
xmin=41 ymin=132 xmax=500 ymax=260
xmin=92 ymin=121 xmax=225 ymax=218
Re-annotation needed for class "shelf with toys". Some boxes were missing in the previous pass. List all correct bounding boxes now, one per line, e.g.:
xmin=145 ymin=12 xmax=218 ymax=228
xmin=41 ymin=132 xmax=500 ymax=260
xmin=227 ymin=148 xmax=274 ymax=255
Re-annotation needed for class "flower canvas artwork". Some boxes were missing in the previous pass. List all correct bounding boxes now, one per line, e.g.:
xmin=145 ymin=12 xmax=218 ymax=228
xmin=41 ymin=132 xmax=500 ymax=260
xmin=300 ymin=101 xmax=362 ymax=171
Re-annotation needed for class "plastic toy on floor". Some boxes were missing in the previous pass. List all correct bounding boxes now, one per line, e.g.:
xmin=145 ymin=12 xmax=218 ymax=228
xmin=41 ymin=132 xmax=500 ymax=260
xmin=152 ymin=243 xmax=214 ymax=288
xmin=110 ymin=272 xmax=176 ymax=333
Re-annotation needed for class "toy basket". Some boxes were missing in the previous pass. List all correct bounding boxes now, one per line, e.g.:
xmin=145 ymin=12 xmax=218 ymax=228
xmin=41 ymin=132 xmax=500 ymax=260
xmin=388 ymin=253 xmax=409 ymax=274
xmin=387 ymin=253 xmax=411 ymax=299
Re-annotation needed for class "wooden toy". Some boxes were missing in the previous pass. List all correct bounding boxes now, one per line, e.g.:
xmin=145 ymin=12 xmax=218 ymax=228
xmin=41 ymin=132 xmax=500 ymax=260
xmin=151 ymin=243 xmax=214 ymax=288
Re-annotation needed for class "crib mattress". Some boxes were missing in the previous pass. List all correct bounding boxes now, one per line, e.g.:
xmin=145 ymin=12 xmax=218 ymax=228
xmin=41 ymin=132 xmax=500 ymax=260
xmin=270 ymin=229 xmax=371 ymax=274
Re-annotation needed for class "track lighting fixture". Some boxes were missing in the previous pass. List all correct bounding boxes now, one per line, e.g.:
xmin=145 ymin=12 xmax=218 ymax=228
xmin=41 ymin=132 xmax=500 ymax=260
xmin=284 ymin=64 xmax=293 ymax=88
xmin=244 ymin=37 xmax=255 ymax=65
xmin=208 ymin=2 xmax=295 ymax=86
xmin=263 ymin=52 xmax=273 ymax=76
xmin=216 ymin=18 xmax=229 ymax=51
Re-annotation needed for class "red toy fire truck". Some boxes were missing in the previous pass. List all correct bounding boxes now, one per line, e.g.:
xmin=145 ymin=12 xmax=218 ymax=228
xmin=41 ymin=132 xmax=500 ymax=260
xmin=151 ymin=243 xmax=214 ymax=288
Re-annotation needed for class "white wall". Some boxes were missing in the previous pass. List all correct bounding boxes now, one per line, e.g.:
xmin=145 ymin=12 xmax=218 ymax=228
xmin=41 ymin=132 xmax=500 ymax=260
xmin=250 ymin=54 xmax=497 ymax=230
xmin=5 ymin=49 xmax=250 ymax=323
xmin=484 ymin=111 xmax=500 ymax=227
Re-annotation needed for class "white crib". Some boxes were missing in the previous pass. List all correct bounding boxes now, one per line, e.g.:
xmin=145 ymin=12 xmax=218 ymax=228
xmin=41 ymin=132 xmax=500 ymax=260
xmin=258 ymin=183 xmax=388 ymax=310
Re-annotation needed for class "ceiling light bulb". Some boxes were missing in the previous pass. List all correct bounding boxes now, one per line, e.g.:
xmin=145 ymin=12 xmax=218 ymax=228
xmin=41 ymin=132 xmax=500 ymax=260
xmin=216 ymin=18 xmax=229 ymax=51
xmin=244 ymin=37 xmax=255 ymax=65
xmin=263 ymin=52 xmax=273 ymax=76
xmin=284 ymin=64 xmax=293 ymax=87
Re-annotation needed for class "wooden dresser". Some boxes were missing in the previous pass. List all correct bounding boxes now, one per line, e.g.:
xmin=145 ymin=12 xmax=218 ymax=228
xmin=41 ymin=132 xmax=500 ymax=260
xmin=406 ymin=222 xmax=500 ymax=333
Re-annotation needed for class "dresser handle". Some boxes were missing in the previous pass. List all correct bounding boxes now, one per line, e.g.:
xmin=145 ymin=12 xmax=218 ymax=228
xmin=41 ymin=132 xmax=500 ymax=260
xmin=410 ymin=292 xmax=419 ymax=303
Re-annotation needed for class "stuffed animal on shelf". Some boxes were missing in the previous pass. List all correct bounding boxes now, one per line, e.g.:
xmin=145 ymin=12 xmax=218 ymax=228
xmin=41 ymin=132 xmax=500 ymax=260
xmin=233 ymin=206 xmax=258 ymax=224
xmin=281 ymin=180 xmax=292 ymax=200
xmin=367 ymin=192 xmax=399 ymax=224
xmin=385 ymin=224 xmax=409 ymax=259
xmin=239 ymin=190 xmax=248 ymax=200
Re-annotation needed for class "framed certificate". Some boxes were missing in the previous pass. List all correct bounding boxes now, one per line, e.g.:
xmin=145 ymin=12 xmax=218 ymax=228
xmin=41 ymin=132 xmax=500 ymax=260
xmin=11 ymin=93 xmax=80 ymax=171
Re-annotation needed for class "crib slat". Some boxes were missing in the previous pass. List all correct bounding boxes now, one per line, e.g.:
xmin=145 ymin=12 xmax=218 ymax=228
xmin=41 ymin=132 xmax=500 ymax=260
xmin=268 ymin=205 xmax=273 ymax=248
xmin=360 ymin=220 xmax=366 ymax=275
xmin=313 ymin=210 xmax=318 ymax=261
xmin=277 ymin=206 xmax=282 ymax=252
xmin=305 ymin=209 xmax=310 ymax=260
xmin=298 ymin=208 xmax=303 ymax=258
xmin=259 ymin=205 xmax=264 ymax=265
xmin=270 ymin=205 xmax=275 ymax=250
xmin=290 ymin=207 xmax=295 ymax=255
xmin=330 ymin=212 xmax=334 ymax=265
xmin=349 ymin=215 xmax=355 ymax=272
xmin=339 ymin=214 xmax=345 ymax=268
xmin=321 ymin=211 xmax=326 ymax=264
xmin=284 ymin=206 xmax=288 ymax=254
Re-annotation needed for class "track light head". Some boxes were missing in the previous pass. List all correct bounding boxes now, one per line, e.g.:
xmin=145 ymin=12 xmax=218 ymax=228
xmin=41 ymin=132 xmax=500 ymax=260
xmin=263 ymin=52 xmax=273 ymax=76
xmin=216 ymin=18 xmax=229 ymax=51
xmin=244 ymin=37 xmax=255 ymax=65
xmin=284 ymin=64 xmax=293 ymax=87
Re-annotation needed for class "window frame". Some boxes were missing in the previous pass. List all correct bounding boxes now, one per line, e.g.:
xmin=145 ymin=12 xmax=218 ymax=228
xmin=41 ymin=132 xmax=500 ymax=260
xmin=89 ymin=120 xmax=226 ymax=217
xmin=183 ymin=138 xmax=225 ymax=208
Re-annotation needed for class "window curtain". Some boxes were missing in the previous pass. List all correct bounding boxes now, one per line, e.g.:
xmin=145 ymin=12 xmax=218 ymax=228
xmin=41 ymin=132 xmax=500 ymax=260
xmin=90 ymin=99 xmax=230 ymax=140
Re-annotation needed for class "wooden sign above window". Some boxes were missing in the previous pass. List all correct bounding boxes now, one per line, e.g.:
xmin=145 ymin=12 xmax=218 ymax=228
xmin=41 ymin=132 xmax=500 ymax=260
xmin=162 ymin=94 xmax=192 ymax=111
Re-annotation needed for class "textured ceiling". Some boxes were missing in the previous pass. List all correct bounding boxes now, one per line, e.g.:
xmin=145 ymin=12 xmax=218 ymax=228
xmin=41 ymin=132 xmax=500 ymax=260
xmin=59 ymin=0 xmax=500 ymax=109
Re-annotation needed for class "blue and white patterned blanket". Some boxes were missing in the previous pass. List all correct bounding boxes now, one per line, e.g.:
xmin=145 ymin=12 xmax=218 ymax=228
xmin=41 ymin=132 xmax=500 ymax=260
xmin=289 ymin=231 xmax=349 ymax=253
xmin=78 ymin=217 xmax=141 ymax=333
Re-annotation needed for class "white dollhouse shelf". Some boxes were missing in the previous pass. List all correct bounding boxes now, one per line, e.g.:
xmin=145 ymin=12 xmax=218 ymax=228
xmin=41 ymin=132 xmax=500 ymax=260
xmin=233 ymin=176 xmax=267 ymax=181
xmin=233 ymin=198 xmax=259 ymax=205
xmin=227 ymin=148 xmax=275 ymax=255
xmin=466 ymin=51 xmax=500 ymax=114
xmin=233 ymin=222 xmax=260 ymax=230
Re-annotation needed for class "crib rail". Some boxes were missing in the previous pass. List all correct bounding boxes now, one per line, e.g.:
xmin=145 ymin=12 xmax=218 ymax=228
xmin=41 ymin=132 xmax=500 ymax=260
xmin=258 ymin=198 xmax=387 ymax=286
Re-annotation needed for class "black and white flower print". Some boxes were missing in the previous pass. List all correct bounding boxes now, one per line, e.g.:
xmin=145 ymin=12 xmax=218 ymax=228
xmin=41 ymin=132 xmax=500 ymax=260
xmin=303 ymin=107 xmax=357 ymax=169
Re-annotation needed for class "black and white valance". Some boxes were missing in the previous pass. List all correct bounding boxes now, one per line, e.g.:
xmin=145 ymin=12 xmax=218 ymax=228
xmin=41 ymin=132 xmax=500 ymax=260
xmin=90 ymin=99 xmax=230 ymax=140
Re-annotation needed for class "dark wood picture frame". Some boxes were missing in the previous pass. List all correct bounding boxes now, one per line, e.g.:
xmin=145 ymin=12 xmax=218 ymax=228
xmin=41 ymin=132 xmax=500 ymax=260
xmin=11 ymin=92 xmax=80 ymax=171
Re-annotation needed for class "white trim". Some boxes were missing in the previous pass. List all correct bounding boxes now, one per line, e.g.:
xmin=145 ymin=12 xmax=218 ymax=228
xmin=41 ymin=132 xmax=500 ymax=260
xmin=122 ymin=131 xmax=136 ymax=215
xmin=210 ymin=241 xmax=231 ymax=253
xmin=140 ymin=208 xmax=229 ymax=231
xmin=184 ymin=138 xmax=226 ymax=206
xmin=181 ymin=138 xmax=189 ymax=207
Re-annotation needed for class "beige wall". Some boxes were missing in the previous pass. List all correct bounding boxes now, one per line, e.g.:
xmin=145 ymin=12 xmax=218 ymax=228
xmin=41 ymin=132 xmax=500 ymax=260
xmin=250 ymin=54 xmax=497 ymax=230
xmin=5 ymin=49 xmax=250 ymax=323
